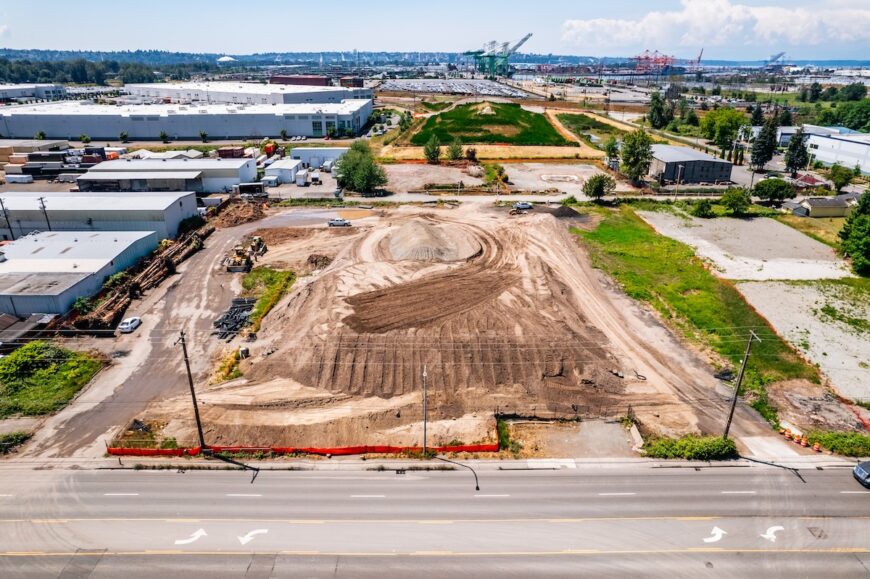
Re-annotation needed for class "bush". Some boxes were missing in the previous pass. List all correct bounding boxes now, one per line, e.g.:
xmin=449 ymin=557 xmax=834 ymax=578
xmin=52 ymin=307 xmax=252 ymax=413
xmin=753 ymin=178 xmax=795 ymax=204
xmin=496 ymin=418 xmax=522 ymax=454
xmin=691 ymin=199 xmax=715 ymax=218
xmin=720 ymin=187 xmax=751 ymax=215
xmin=807 ymin=431 xmax=870 ymax=457
xmin=335 ymin=140 xmax=387 ymax=194
xmin=583 ymin=173 xmax=616 ymax=202
xmin=643 ymin=435 xmax=738 ymax=460
xmin=79 ymin=134 xmax=91 ymax=144
xmin=0 ymin=431 xmax=31 ymax=454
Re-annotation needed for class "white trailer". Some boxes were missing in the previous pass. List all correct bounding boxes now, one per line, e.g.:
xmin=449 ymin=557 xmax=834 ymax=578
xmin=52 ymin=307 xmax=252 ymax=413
xmin=296 ymin=169 xmax=309 ymax=187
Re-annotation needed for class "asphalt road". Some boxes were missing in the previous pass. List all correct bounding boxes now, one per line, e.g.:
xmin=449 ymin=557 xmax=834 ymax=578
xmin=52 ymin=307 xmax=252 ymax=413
xmin=0 ymin=464 xmax=868 ymax=577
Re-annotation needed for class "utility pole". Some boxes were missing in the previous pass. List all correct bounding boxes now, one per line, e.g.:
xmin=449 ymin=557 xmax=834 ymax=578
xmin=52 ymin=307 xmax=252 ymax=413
xmin=37 ymin=197 xmax=52 ymax=231
xmin=723 ymin=330 xmax=760 ymax=440
xmin=0 ymin=198 xmax=13 ymax=240
xmin=177 ymin=330 xmax=207 ymax=450
xmin=422 ymin=365 xmax=428 ymax=458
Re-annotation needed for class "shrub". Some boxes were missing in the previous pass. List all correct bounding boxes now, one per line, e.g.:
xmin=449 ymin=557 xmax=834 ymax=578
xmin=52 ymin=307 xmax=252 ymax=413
xmin=643 ymin=435 xmax=738 ymax=460
xmin=79 ymin=134 xmax=91 ymax=144
xmin=807 ymin=431 xmax=870 ymax=457
xmin=720 ymin=187 xmax=751 ymax=215
xmin=0 ymin=431 xmax=31 ymax=454
xmin=691 ymin=199 xmax=715 ymax=218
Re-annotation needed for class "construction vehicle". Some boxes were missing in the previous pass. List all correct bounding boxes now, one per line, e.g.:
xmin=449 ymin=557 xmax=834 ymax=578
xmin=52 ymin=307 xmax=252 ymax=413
xmin=226 ymin=236 xmax=267 ymax=273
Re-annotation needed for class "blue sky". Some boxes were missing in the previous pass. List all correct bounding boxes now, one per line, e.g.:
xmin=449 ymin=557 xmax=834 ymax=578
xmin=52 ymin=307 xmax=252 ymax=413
xmin=0 ymin=0 xmax=868 ymax=60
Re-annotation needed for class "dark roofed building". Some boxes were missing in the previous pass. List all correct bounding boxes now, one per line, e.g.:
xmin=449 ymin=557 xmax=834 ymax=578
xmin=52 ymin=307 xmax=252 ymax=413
xmin=649 ymin=145 xmax=733 ymax=184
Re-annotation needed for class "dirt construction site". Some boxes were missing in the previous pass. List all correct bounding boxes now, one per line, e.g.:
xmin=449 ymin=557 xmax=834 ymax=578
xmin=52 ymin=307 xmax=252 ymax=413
xmin=145 ymin=204 xmax=777 ymax=450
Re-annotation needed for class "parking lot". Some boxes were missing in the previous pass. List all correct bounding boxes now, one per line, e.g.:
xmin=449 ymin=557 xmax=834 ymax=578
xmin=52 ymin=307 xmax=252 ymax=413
xmin=378 ymin=78 xmax=528 ymax=98
xmin=505 ymin=162 xmax=633 ymax=194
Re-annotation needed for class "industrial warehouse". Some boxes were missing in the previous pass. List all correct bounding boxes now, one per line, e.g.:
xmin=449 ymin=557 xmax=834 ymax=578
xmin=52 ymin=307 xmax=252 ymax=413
xmin=0 ymin=99 xmax=374 ymax=141
xmin=125 ymin=81 xmax=372 ymax=104
xmin=79 ymin=158 xmax=257 ymax=192
xmin=0 ymin=230 xmax=158 ymax=316
xmin=648 ymin=145 xmax=733 ymax=184
xmin=0 ymin=191 xmax=198 ymax=240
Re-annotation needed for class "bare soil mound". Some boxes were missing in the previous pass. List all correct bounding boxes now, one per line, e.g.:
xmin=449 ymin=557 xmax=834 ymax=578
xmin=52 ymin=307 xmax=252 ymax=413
xmin=213 ymin=201 xmax=266 ymax=228
xmin=386 ymin=219 xmax=481 ymax=262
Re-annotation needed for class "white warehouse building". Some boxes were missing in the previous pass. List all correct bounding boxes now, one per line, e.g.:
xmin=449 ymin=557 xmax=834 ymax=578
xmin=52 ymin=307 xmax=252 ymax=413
xmin=0 ymin=83 xmax=66 ymax=102
xmin=807 ymin=134 xmax=870 ymax=175
xmin=0 ymin=100 xmax=373 ymax=141
xmin=82 ymin=158 xmax=257 ymax=193
xmin=125 ymin=82 xmax=372 ymax=104
xmin=264 ymin=158 xmax=303 ymax=184
xmin=0 ymin=192 xmax=198 ymax=241
xmin=0 ymin=231 xmax=158 ymax=316
xmin=290 ymin=147 xmax=349 ymax=169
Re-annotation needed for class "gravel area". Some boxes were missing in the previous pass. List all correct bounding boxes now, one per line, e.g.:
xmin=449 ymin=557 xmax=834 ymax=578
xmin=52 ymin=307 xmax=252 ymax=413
xmin=384 ymin=164 xmax=484 ymax=193
xmin=738 ymin=281 xmax=870 ymax=402
xmin=505 ymin=163 xmax=632 ymax=195
xmin=639 ymin=212 xmax=853 ymax=280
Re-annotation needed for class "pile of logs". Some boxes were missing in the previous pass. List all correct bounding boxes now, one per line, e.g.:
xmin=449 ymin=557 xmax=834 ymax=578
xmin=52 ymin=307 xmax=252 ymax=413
xmin=72 ymin=225 xmax=215 ymax=333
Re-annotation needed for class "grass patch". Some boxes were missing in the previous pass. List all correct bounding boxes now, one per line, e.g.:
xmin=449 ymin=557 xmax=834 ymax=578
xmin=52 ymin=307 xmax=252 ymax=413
xmin=0 ymin=341 xmax=103 ymax=418
xmin=0 ymin=431 xmax=31 ymax=454
xmin=643 ymin=435 xmax=738 ymax=460
xmin=557 ymin=113 xmax=627 ymax=149
xmin=774 ymin=214 xmax=844 ymax=249
xmin=212 ymin=350 xmax=243 ymax=384
xmin=573 ymin=206 xmax=820 ymax=426
xmin=496 ymin=418 xmax=522 ymax=454
xmin=242 ymin=267 xmax=295 ymax=333
xmin=420 ymin=100 xmax=452 ymax=113
xmin=807 ymin=431 xmax=870 ymax=457
xmin=411 ymin=102 xmax=573 ymax=147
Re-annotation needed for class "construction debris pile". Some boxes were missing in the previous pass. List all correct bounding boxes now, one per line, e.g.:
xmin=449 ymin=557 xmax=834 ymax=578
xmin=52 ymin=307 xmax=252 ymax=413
xmin=72 ymin=226 xmax=214 ymax=332
xmin=212 ymin=298 xmax=257 ymax=341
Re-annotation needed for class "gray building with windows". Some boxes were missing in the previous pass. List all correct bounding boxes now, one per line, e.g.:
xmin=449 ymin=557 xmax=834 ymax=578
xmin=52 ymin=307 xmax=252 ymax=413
xmin=649 ymin=145 xmax=733 ymax=184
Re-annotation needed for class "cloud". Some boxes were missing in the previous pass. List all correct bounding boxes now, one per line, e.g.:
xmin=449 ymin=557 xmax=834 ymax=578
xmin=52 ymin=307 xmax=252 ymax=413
xmin=562 ymin=0 xmax=870 ymax=54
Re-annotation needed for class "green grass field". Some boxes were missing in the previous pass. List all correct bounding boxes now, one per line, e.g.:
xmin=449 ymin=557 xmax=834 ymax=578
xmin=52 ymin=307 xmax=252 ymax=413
xmin=573 ymin=206 xmax=819 ymax=426
xmin=0 ymin=341 xmax=103 ymax=418
xmin=411 ymin=102 xmax=573 ymax=146
xmin=557 ymin=113 xmax=627 ymax=149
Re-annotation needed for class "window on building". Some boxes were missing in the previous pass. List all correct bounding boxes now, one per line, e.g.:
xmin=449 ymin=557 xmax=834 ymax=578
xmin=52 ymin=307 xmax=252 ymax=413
xmin=312 ymin=121 xmax=323 ymax=137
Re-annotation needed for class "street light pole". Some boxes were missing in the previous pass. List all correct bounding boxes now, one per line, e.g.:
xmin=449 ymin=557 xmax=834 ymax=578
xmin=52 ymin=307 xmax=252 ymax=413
xmin=724 ymin=330 xmax=760 ymax=440
xmin=675 ymin=164 xmax=684 ymax=202
xmin=0 ymin=198 xmax=14 ymax=240
xmin=37 ymin=197 xmax=52 ymax=231
xmin=422 ymin=365 xmax=428 ymax=458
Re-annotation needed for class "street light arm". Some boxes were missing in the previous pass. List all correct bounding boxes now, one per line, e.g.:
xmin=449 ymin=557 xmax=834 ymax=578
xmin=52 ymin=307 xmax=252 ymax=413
xmin=434 ymin=456 xmax=480 ymax=491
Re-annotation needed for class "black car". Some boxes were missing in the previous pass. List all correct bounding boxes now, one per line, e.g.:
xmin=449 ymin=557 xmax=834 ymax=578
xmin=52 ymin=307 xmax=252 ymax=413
xmin=854 ymin=462 xmax=870 ymax=488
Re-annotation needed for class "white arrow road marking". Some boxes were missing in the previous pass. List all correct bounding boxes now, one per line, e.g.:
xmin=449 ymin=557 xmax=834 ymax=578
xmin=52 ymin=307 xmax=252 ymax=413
xmin=760 ymin=525 xmax=785 ymax=542
xmin=703 ymin=527 xmax=727 ymax=543
xmin=174 ymin=529 xmax=207 ymax=546
xmin=238 ymin=529 xmax=269 ymax=545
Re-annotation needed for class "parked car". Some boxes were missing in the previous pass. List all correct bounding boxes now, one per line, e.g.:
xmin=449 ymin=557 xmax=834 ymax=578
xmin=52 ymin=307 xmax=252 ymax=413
xmin=854 ymin=462 xmax=870 ymax=488
xmin=118 ymin=317 xmax=142 ymax=334
xmin=513 ymin=202 xmax=533 ymax=211
xmin=328 ymin=218 xmax=351 ymax=228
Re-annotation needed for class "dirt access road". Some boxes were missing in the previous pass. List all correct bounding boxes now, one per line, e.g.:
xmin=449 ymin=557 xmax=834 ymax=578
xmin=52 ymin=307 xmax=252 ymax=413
xmin=143 ymin=204 xmax=780 ymax=452
xmin=20 ymin=207 xmax=345 ymax=459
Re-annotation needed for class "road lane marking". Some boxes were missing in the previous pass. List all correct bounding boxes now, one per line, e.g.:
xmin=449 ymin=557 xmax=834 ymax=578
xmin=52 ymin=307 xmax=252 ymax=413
xmin=238 ymin=529 xmax=268 ymax=545
xmin=598 ymin=492 xmax=636 ymax=496
xmin=174 ymin=529 xmax=207 ymax=546
xmin=721 ymin=491 xmax=756 ymax=495
xmin=474 ymin=494 xmax=510 ymax=498
xmin=760 ymin=525 xmax=785 ymax=543
xmin=226 ymin=494 xmax=262 ymax=498
xmin=702 ymin=526 xmax=727 ymax=543
xmin=0 ymin=495 xmax=13 ymax=497
xmin=351 ymin=495 xmax=385 ymax=498
xmin=103 ymin=493 xmax=140 ymax=497
xmin=840 ymin=491 xmax=867 ymax=494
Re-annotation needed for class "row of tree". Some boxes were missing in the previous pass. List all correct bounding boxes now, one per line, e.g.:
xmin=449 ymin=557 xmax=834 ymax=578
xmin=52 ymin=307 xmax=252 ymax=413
xmin=0 ymin=58 xmax=216 ymax=85
xmin=799 ymin=82 xmax=867 ymax=103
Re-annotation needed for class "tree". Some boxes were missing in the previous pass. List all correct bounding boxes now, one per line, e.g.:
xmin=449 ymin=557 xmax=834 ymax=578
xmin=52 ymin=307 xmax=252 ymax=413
xmin=753 ymin=178 xmax=795 ymax=204
xmin=838 ymin=82 xmax=867 ymax=102
xmin=447 ymin=137 xmax=464 ymax=161
xmin=809 ymin=82 xmax=822 ymax=103
xmin=751 ymin=104 xmax=764 ymax=126
xmin=465 ymin=147 xmax=478 ymax=163
xmin=119 ymin=131 xmax=129 ymax=143
xmin=720 ymin=187 xmax=751 ymax=215
xmin=199 ymin=130 xmax=208 ymax=143
xmin=279 ymin=129 xmax=288 ymax=141
xmin=423 ymin=135 xmax=441 ymax=165
xmin=648 ymin=92 xmax=670 ymax=129
xmin=79 ymin=134 xmax=91 ymax=144
xmin=34 ymin=131 xmax=46 ymax=140
xmin=334 ymin=140 xmax=387 ymax=194
xmin=829 ymin=163 xmax=854 ymax=192
xmin=839 ymin=192 xmax=870 ymax=275
xmin=751 ymin=117 xmax=777 ymax=171
xmin=582 ymin=173 xmax=616 ymax=202
xmin=685 ymin=109 xmax=699 ymax=126
xmin=777 ymin=108 xmax=792 ymax=126
xmin=620 ymin=129 xmax=653 ymax=185
xmin=784 ymin=128 xmax=810 ymax=177
xmin=159 ymin=130 xmax=169 ymax=143
xmin=700 ymin=107 xmax=748 ymax=151
xmin=603 ymin=135 xmax=620 ymax=165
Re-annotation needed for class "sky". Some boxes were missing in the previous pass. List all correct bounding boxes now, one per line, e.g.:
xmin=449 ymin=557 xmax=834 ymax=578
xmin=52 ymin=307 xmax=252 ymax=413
xmin=0 ymin=0 xmax=868 ymax=60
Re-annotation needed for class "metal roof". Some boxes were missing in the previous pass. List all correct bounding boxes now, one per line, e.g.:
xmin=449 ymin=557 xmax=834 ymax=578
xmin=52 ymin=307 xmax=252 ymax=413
xmin=126 ymin=81 xmax=357 ymax=96
xmin=802 ymin=197 xmax=849 ymax=208
xmin=0 ymin=231 xmax=156 ymax=275
xmin=266 ymin=158 xmax=303 ymax=170
xmin=0 ymin=191 xmax=195 ymax=211
xmin=651 ymin=145 xmax=728 ymax=164
xmin=89 ymin=158 xmax=253 ymax=172
xmin=1 ymin=100 xmax=372 ymax=117
xmin=0 ymin=272 xmax=88 ymax=297
xmin=77 ymin=171 xmax=202 ymax=181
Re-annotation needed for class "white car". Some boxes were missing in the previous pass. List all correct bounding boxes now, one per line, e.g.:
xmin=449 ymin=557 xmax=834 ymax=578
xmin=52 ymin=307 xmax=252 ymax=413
xmin=118 ymin=317 xmax=142 ymax=334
